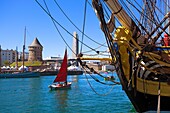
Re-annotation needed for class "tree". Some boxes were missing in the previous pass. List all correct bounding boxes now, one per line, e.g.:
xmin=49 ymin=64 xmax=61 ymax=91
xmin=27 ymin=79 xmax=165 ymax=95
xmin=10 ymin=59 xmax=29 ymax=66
xmin=3 ymin=60 xmax=10 ymax=66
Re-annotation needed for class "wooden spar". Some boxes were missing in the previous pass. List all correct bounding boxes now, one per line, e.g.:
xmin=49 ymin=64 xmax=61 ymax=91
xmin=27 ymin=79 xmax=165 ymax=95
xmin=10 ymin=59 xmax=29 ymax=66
xmin=104 ymin=0 xmax=138 ymax=32
xmin=79 ymin=57 xmax=112 ymax=61
xmin=152 ymin=13 xmax=170 ymax=44
xmin=0 ymin=45 xmax=1 ymax=73
xmin=22 ymin=27 xmax=26 ymax=72
xmin=15 ymin=46 xmax=18 ymax=70
xmin=148 ymin=12 xmax=170 ymax=38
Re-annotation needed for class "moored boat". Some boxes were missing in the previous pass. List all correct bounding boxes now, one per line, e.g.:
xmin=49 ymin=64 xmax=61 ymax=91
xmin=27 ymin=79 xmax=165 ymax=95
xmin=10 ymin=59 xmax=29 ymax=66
xmin=104 ymin=76 xmax=115 ymax=81
xmin=35 ymin=0 xmax=170 ymax=112
xmin=0 ymin=28 xmax=40 ymax=79
xmin=90 ymin=0 xmax=170 ymax=112
xmin=40 ymin=70 xmax=83 ymax=76
xmin=0 ymin=72 xmax=40 ymax=78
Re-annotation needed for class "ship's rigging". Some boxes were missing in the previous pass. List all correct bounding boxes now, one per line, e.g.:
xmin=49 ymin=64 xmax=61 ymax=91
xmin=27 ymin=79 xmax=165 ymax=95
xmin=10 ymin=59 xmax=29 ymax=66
xmin=36 ymin=0 xmax=170 ymax=112
xmin=35 ymin=0 xmax=120 ymax=96
xmin=35 ymin=0 xmax=170 ymax=86
xmin=35 ymin=0 xmax=170 ymax=58
xmin=35 ymin=0 xmax=108 ymax=54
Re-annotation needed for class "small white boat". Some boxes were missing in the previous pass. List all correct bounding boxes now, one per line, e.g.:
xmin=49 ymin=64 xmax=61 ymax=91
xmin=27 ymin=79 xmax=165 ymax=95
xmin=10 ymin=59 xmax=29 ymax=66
xmin=48 ymin=82 xmax=72 ymax=90
xmin=48 ymin=49 xmax=71 ymax=90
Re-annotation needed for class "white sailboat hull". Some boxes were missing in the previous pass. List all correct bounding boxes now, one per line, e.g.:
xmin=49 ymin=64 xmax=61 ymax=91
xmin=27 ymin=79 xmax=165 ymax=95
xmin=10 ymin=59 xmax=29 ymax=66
xmin=48 ymin=82 xmax=72 ymax=90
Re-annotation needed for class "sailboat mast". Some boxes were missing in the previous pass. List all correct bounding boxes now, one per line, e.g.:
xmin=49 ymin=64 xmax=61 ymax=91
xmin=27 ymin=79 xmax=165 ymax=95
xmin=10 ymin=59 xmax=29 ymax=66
xmin=15 ymin=46 xmax=18 ymax=70
xmin=22 ymin=27 xmax=26 ymax=72
xmin=0 ymin=45 xmax=1 ymax=73
xmin=167 ymin=0 xmax=170 ymax=34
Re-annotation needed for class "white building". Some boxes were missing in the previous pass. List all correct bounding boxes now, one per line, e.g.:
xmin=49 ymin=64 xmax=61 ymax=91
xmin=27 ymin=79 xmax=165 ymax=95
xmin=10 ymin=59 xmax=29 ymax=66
xmin=1 ymin=49 xmax=16 ymax=66
xmin=102 ymin=65 xmax=115 ymax=71
xmin=43 ymin=56 xmax=62 ymax=68
xmin=18 ymin=52 xmax=29 ymax=61
xmin=0 ymin=47 xmax=29 ymax=66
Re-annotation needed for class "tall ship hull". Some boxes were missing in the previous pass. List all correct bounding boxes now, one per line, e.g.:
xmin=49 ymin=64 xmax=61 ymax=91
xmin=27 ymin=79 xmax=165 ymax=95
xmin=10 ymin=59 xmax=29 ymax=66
xmin=35 ymin=0 xmax=170 ymax=112
xmin=115 ymin=48 xmax=170 ymax=112
xmin=91 ymin=0 xmax=170 ymax=112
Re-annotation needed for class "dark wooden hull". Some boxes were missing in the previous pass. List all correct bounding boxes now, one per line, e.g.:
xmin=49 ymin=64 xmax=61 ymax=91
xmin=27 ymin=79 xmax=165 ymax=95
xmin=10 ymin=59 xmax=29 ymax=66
xmin=0 ymin=72 xmax=40 ymax=78
xmin=121 ymin=76 xmax=170 ymax=112
xmin=128 ymin=90 xmax=170 ymax=112
xmin=115 ymin=52 xmax=170 ymax=113
xmin=81 ymin=0 xmax=170 ymax=112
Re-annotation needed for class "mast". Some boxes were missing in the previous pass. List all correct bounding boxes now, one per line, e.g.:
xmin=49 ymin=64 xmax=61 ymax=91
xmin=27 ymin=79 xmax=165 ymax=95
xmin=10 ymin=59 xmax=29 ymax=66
xmin=22 ymin=27 xmax=26 ymax=72
xmin=0 ymin=45 xmax=1 ymax=73
xmin=167 ymin=0 xmax=170 ymax=34
xmin=141 ymin=0 xmax=156 ymax=35
xmin=166 ymin=0 xmax=170 ymax=34
xmin=15 ymin=46 xmax=18 ymax=70
xmin=103 ymin=0 xmax=140 ymax=33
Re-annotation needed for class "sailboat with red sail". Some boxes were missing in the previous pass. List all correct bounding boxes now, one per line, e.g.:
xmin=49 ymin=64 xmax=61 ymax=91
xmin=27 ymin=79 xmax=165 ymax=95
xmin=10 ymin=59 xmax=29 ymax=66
xmin=48 ymin=49 xmax=71 ymax=90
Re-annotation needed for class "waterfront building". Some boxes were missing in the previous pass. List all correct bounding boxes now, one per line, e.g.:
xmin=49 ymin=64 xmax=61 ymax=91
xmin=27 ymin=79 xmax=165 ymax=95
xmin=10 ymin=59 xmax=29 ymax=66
xmin=28 ymin=38 xmax=43 ymax=61
xmin=43 ymin=56 xmax=62 ymax=68
xmin=43 ymin=56 xmax=80 ymax=70
xmin=18 ymin=52 xmax=29 ymax=61
xmin=86 ymin=61 xmax=102 ymax=71
xmin=102 ymin=65 xmax=115 ymax=71
xmin=0 ymin=49 xmax=16 ymax=66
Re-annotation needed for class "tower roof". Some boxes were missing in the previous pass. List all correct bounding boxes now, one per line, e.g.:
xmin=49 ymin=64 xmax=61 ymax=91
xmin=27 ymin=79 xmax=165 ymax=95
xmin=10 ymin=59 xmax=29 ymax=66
xmin=29 ymin=38 xmax=43 ymax=47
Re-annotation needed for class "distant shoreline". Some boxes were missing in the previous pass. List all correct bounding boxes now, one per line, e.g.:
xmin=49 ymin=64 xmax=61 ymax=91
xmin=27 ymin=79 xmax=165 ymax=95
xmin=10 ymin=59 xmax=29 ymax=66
xmin=40 ymin=70 xmax=83 ymax=76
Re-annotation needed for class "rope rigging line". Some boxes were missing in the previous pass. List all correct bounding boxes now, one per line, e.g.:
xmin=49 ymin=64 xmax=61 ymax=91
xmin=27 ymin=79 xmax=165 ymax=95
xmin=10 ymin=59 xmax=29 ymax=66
xmin=142 ymin=0 xmax=162 ymax=40
xmin=53 ymin=0 xmax=108 ymax=48
xmin=43 ymin=0 xmax=117 ymax=96
xmin=53 ymin=0 xmax=113 ymax=57
xmin=42 ymin=0 xmax=75 ymax=55
xmin=54 ymin=0 xmax=111 ymax=54
xmin=82 ymin=47 xmax=110 ymax=56
xmin=93 ymin=0 xmax=169 ymax=76
xmin=123 ymin=0 xmax=152 ymax=37
xmin=84 ymin=71 xmax=116 ymax=96
xmin=35 ymin=0 xmax=101 ymax=54
xmin=80 ymin=0 xmax=88 ymax=53
xmin=37 ymin=0 xmax=118 ymax=87
xmin=102 ymin=1 xmax=122 ymax=27
xmin=81 ymin=42 xmax=108 ymax=54
xmin=77 ymin=57 xmax=120 ymax=85
xmin=120 ymin=0 xmax=139 ymax=24
xmin=82 ymin=53 xmax=111 ymax=57
xmin=76 ymin=55 xmax=120 ymax=96
xmin=92 ymin=0 xmax=118 ymax=63
xmin=126 ymin=0 xmax=170 ymax=38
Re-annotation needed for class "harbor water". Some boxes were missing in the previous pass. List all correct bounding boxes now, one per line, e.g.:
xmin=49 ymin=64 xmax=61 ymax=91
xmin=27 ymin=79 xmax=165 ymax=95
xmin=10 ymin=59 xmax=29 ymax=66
xmin=0 ymin=72 xmax=136 ymax=113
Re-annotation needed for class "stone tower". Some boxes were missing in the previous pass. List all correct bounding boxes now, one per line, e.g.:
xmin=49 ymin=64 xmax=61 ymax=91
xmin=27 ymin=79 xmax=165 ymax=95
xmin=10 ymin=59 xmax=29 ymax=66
xmin=28 ymin=38 xmax=43 ymax=61
xmin=72 ymin=32 xmax=79 ymax=59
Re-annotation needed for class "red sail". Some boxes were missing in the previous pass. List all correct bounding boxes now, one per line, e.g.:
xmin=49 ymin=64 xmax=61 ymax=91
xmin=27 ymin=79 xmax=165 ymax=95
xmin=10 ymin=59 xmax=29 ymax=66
xmin=53 ymin=49 xmax=67 ymax=83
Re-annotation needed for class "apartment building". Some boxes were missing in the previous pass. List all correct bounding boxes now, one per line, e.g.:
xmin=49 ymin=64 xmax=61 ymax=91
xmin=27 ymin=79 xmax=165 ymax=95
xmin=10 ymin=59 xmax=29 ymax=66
xmin=1 ymin=49 xmax=16 ymax=66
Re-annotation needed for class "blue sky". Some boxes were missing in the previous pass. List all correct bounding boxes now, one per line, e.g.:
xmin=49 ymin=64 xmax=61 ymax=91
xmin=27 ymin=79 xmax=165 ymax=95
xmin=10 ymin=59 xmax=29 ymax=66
xmin=0 ymin=0 xmax=106 ymax=59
